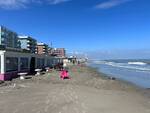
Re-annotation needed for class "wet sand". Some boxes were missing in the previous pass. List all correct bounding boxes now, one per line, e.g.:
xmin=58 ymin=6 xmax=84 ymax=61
xmin=0 ymin=65 xmax=150 ymax=113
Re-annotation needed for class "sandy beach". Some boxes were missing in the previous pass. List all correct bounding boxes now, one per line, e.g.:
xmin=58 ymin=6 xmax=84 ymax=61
xmin=0 ymin=64 xmax=150 ymax=113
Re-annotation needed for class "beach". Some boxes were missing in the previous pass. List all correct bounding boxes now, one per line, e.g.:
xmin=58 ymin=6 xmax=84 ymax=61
xmin=0 ymin=64 xmax=150 ymax=113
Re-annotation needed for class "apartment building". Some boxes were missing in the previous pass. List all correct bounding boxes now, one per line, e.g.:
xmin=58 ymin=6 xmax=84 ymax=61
xmin=0 ymin=26 xmax=21 ymax=51
xmin=36 ymin=42 xmax=49 ymax=55
xmin=18 ymin=35 xmax=37 ymax=53
xmin=50 ymin=48 xmax=66 ymax=57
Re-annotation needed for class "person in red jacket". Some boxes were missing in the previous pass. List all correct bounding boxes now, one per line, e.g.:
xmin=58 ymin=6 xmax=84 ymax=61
xmin=60 ymin=70 xmax=70 ymax=80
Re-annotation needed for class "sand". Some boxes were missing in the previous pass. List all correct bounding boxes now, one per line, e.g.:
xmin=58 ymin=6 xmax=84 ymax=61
xmin=0 ymin=65 xmax=150 ymax=113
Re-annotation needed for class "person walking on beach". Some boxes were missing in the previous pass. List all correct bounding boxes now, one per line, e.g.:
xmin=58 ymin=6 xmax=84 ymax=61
xmin=72 ymin=60 xmax=75 ymax=65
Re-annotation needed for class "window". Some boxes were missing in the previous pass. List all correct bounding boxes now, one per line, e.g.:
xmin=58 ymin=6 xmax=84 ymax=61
xmin=6 ymin=57 xmax=18 ymax=72
xmin=20 ymin=57 xmax=29 ymax=70
xmin=37 ymin=58 xmax=45 ymax=68
xmin=47 ymin=59 xmax=53 ymax=67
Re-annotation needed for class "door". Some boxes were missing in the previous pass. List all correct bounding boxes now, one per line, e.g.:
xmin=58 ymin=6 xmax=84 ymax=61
xmin=30 ymin=57 xmax=36 ymax=74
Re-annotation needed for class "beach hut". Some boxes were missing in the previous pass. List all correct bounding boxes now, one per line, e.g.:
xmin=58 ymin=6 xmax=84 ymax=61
xmin=0 ymin=50 xmax=63 ymax=81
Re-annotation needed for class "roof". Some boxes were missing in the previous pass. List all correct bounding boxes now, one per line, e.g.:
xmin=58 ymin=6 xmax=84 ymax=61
xmin=37 ymin=42 xmax=48 ymax=46
xmin=18 ymin=35 xmax=36 ymax=41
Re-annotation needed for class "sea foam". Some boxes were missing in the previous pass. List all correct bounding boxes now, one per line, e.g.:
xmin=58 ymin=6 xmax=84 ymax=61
xmin=128 ymin=62 xmax=147 ymax=65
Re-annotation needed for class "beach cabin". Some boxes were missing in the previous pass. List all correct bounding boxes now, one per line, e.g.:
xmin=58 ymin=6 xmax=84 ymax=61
xmin=0 ymin=50 xmax=63 ymax=81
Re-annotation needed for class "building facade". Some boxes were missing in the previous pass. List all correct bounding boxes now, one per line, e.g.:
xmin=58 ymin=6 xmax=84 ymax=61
xmin=35 ymin=43 xmax=49 ymax=55
xmin=0 ymin=26 xmax=21 ymax=50
xmin=0 ymin=50 xmax=63 ymax=81
xmin=18 ymin=35 xmax=37 ymax=53
xmin=50 ymin=48 xmax=66 ymax=57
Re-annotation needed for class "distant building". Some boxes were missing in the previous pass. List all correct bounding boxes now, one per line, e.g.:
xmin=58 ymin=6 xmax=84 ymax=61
xmin=35 ymin=42 xmax=48 ymax=55
xmin=48 ymin=47 xmax=53 ymax=55
xmin=50 ymin=48 xmax=66 ymax=57
xmin=18 ymin=35 xmax=37 ymax=53
xmin=0 ymin=26 xmax=21 ymax=51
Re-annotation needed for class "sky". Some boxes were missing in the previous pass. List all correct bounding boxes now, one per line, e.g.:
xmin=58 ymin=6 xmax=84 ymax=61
xmin=0 ymin=0 xmax=150 ymax=59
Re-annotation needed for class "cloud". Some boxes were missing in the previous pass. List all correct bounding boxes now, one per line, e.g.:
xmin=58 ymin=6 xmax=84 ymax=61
xmin=95 ymin=0 xmax=131 ymax=9
xmin=48 ymin=0 xmax=70 ymax=5
xmin=0 ymin=0 xmax=29 ymax=9
xmin=0 ymin=0 xmax=70 ymax=10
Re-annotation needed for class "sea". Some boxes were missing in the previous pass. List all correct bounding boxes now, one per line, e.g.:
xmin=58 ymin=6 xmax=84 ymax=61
xmin=88 ymin=59 xmax=150 ymax=88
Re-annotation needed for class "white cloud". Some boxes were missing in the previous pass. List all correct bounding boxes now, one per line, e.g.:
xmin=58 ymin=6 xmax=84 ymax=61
xmin=48 ymin=0 xmax=70 ymax=5
xmin=0 ymin=0 xmax=29 ymax=9
xmin=95 ymin=0 xmax=131 ymax=9
xmin=0 ymin=0 xmax=70 ymax=9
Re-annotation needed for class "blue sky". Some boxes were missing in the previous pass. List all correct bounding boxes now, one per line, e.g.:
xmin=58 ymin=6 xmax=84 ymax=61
xmin=0 ymin=0 xmax=150 ymax=59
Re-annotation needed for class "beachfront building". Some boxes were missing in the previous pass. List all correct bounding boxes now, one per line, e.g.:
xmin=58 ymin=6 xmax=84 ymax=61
xmin=0 ymin=26 xmax=21 ymax=51
xmin=50 ymin=48 xmax=66 ymax=57
xmin=0 ymin=50 xmax=63 ymax=81
xmin=18 ymin=35 xmax=37 ymax=53
xmin=35 ymin=42 xmax=49 ymax=55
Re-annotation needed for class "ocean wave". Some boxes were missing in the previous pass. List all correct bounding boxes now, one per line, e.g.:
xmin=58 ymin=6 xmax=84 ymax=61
xmin=92 ymin=60 xmax=150 ymax=72
xmin=128 ymin=62 xmax=147 ymax=65
xmin=106 ymin=62 xmax=150 ymax=71
xmin=92 ymin=60 xmax=107 ymax=64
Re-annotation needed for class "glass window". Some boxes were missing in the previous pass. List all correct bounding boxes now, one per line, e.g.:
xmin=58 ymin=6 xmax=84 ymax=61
xmin=1 ymin=31 xmax=5 ymax=36
xmin=6 ymin=57 xmax=18 ymax=72
xmin=20 ymin=57 xmax=29 ymax=70
xmin=37 ymin=58 xmax=45 ymax=68
xmin=47 ymin=59 xmax=53 ymax=67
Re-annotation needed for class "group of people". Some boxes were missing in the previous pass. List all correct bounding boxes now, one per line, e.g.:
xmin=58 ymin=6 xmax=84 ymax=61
xmin=52 ymin=62 xmax=70 ymax=80
xmin=53 ymin=62 xmax=67 ymax=71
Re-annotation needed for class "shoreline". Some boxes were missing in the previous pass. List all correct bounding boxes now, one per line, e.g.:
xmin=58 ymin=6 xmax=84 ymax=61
xmin=87 ymin=65 xmax=141 ymax=88
xmin=86 ymin=65 xmax=150 ymax=98
xmin=87 ymin=61 xmax=150 ymax=89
